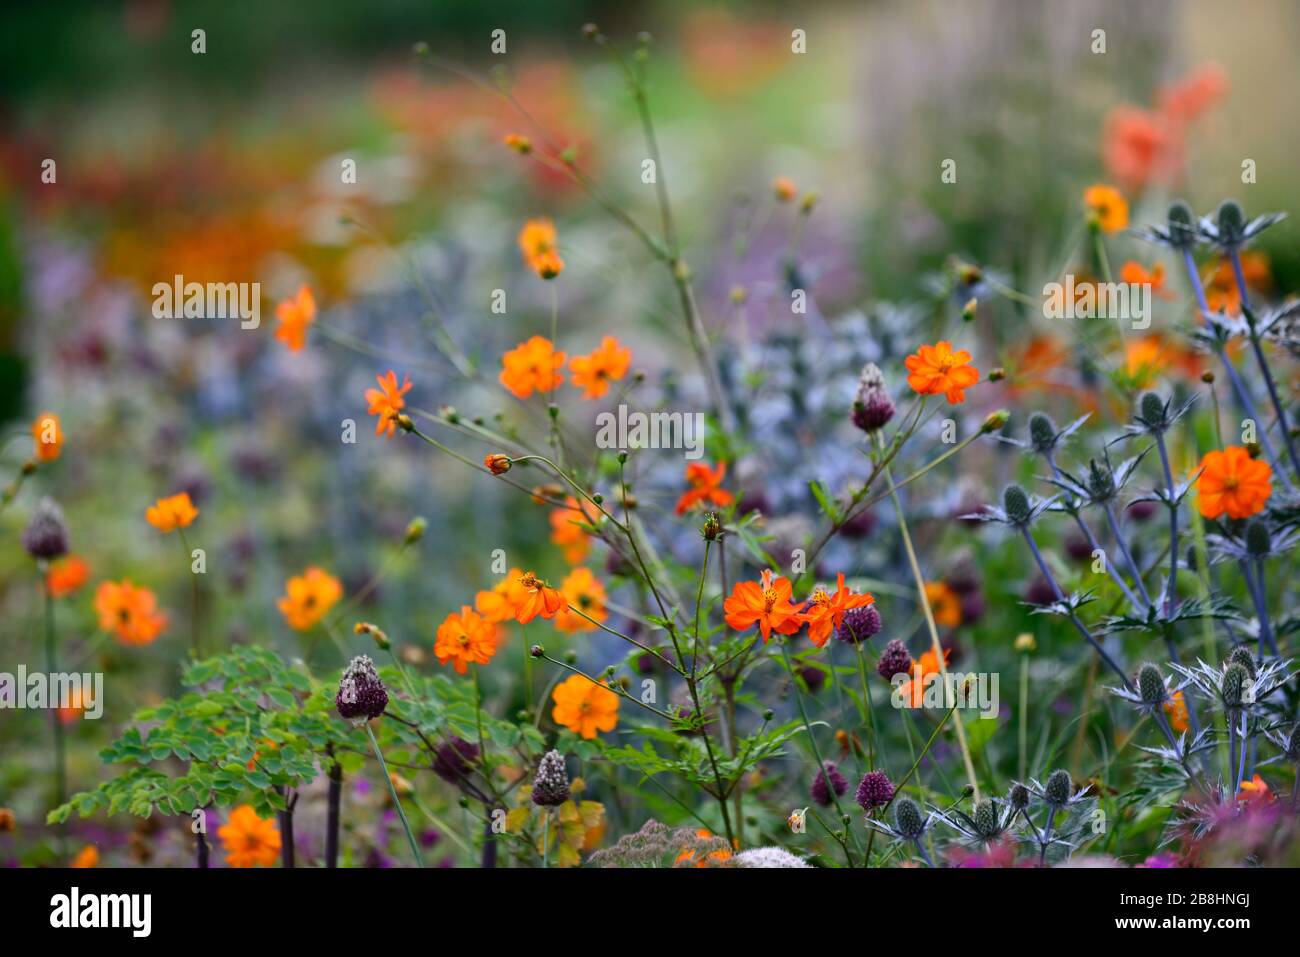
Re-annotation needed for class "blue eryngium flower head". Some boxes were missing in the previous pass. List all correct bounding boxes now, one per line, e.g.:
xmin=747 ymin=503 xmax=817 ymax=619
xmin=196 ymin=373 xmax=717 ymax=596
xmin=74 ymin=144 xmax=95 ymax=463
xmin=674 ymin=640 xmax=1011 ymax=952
xmin=1132 ymin=200 xmax=1200 ymax=250
xmin=1245 ymin=520 xmax=1272 ymax=559
xmin=1226 ymin=645 xmax=1257 ymax=680
xmin=1221 ymin=663 xmax=1248 ymax=709
xmin=1003 ymin=484 xmax=1032 ymax=526
xmin=1043 ymin=769 xmax=1073 ymax=808
xmin=1198 ymin=199 xmax=1286 ymax=251
xmin=1137 ymin=663 xmax=1168 ymax=706
xmin=972 ymin=798 xmax=1001 ymax=840
xmin=894 ymin=796 xmax=926 ymax=839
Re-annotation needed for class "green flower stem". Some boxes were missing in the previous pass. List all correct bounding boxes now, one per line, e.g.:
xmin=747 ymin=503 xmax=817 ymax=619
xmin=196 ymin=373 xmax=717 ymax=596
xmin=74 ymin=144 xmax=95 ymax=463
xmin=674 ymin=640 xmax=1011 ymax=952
xmin=365 ymin=723 xmax=424 ymax=867
xmin=43 ymin=569 xmax=67 ymax=864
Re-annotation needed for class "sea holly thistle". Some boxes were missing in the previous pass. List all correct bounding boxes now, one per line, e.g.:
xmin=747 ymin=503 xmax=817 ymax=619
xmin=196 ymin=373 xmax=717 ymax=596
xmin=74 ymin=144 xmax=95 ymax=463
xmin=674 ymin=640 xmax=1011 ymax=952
xmin=1197 ymin=199 xmax=1285 ymax=252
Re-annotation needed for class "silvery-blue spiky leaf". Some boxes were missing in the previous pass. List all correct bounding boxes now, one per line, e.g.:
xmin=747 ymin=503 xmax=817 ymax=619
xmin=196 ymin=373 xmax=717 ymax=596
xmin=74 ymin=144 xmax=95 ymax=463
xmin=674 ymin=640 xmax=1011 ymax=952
xmin=1025 ymin=589 xmax=1097 ymax=618
xmin=1097 ymin=595 xmax=1242 ymax=635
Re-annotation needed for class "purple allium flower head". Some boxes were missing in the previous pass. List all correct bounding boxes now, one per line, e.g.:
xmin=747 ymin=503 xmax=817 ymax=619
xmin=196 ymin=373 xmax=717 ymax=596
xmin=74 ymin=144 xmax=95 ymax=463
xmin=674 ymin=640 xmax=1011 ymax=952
xmin=531 ymin=749 xmax=571 ymax=807
xmin=851 ymin=362 xmax=896 ymax=434
xmin=1065 ymin=533 xmax=1094 ymax=562
xmin=335 ymin=655 xmax=388 ymax=724
xmin=1126 ymin=499 xmax=1157 ymax=523
xmin=22 ymin=497 xmax=69 ymax=560
xmin=1025 ymin=576 xmax=1057 ymax=606
xmin=855 ymin=769 xmax=895 ymax=811
xmin=838 ymin=509 xmax=876 ymax=539
xmin=432 ymin=737 xmax=480 ymax=784
xmin=811 ymin=762 xmax=849 ymax=807
xmin=876 ymin=639 xmax=912 ymax=682
xmin=798 ymin=665 xmax=826 ymax=694
xmin=1141 ymin=851 xmax=1179 ymax=868
xmin=959 ymin=591 xmax=985 ymax=625
xmin=836 ymin=604 xmax=882 ymax=643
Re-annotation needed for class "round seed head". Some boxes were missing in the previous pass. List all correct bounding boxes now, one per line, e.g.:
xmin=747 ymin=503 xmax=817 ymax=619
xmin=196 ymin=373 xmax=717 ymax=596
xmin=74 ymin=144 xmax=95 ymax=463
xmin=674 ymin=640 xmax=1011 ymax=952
xmin=1009 ymin=783 xmax=1030 ymax=810
xmin=22 ymin=497 xmax=69 ymax=560
xmin=335 ymin=655 xmax=388 ymax=724
xmin=1028 ymin=413 xmax=1057 ymax=455
xmin=894 ymin=796 xmax=925 ymax=839
xmin=1044 ymin=769 xmax=1072 ymax=808
xmin=1003 ymin=484 xmax=1032 ymax=526
xmin=531 ymin=749 xmax=572 ymax=807
xmin=1245 ymin=520 xmax=1271 ymax=558
xmin=1222 ymin=663 xmax=1248 ymax=709
xmin=1226 ymin=645 xmax=1257 ymax=679
xmin=1137 ymin=663 xmax=1167 ymax=706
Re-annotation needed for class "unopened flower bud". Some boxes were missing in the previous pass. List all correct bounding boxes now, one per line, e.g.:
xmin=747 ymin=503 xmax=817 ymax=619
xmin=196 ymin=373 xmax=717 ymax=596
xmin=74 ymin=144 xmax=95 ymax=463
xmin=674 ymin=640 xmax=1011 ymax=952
xmin=530 ymin=644 xmax=545 ymax=659
xmin=484 ymin=453 xmax=512 ymax=475
xmin=961 ymin=297 xmax=977 ymax=322
xmin=701 ymin=512 xmax=723 ymax=541
xmin=980 ymin=409 xmax=1010 ymax=434
xmin=403 ymin=516 xmax=427 ymax=544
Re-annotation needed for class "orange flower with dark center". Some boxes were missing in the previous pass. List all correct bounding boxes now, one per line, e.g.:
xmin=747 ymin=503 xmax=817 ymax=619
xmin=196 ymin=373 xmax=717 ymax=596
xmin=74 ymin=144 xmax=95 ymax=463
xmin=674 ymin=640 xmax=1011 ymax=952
xmin=905 ymin=341 xmax=979 ymax=403
xmin=803 ymin=573 xmax=875 ymax=647
xmin=95 ymin=580 xmax=168 ymax=646
xmin=274 ymin=285 xmax=316 ymax=352
xmin=569 ymin=336 xmax=632 ymax=399
xmin=218 ymin=804 xmax=281 ymax=868
xmin=924 ymin=582 xmax=962 ymax=629
xmin=434 ymin=606 xmax=500 ymax=674
xmin=516 ymin=571 xmax=565 ymax=624
xmin=476 ymin=568 xmax=529 ymax=623
xmin=1195 ymin=446 xmax=1272 ymax=520
xmin=555 ymin=567 xmax=608 ymax=633
xmin=518 ymin=218 xmax=564 ymax=279
xmin=896 ymin=646 xmax=952 ymax=708
xmin=674 ymin=461 xmax=733 ymax=515
xmin=47 ymin=555 xmax=90 ymax=598
xmin=499 ymin=335 xmax=566 ymax=399
xmin=550 ymin=495 xmax=599 ymax=563
xmin=724 ymin=569 xmax=803 ymax=642
xmin=146 ymin=491 xmax=199 ymax=533
xmin=1164 ymin=690 xmax=1189 ymax=734
xmin=365 ymin=370 xmax=413 ymax=437
xmin=1083 ymin=184 xmax=1129 ymax=233
xmin=551 ymin=673 xmax=619 ymax=739
xmin=276 ymin=567 xmax=343 ymax=631
xmin=1119 ymin=261 xmax=1173 ymax=299
xmin=31 ymin=412 xmax=62 ymax=463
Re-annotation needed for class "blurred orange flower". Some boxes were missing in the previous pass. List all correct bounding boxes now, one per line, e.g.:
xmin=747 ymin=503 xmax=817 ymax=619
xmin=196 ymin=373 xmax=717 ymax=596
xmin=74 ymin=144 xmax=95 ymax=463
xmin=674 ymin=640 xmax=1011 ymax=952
xmin=724 ymin=569 xmax=803 ymax=642
xmin=1083 ymin=184 xmax=1129 ymax=233
xmin=273 ymin=285 xmax=316 ymax=352
xmin=518 ymin=217 xmax=563 ymax=279
xmin=1195 ymin=446 xmax=1271 ymax=520
xmin=905 ymin=341 xmax=979 ymax=403
xmin=804 ymin=573 xmax=875 ymax=647
xmin=47 ymin=555 xmax=90 ymax=598
xmin=516 ymin=571 xmax=565 ymax=624
xmin=1204 ymin=251 xmax=1270 ymax=316
xmin=95 ymin=580 xmax=168 ymax=646
xmin=276 ymin=567 xmax=343 ymax=631
xmin=674 ymin=461 xmax=733 ymax=515
xmin=924 ymin=581 xmax=962 ymax=629
xmin=773 ymin=176 xmax=797 ymax=202
xmin=1237 ymin=774 xmax=1273 ymax=805
xmin=569 ymin=336 xmax=631 ymax=399
xmin=435 ymin=606 xmax=500 ymax=674
xmin=551 ymin=674 xmax=619 ymax=739
xmin=896 ymin=647 xmax=952 ymax=708
xmin=1119 ymin=260 xmax=1173 ymax=299
xmin=57 ymin=687 xmax=86 ymax=725
xmin=476 ymin=568 xmax=529 ymax=623
xmin=1164 ymin=690 xmax=1189 ymax=734
xmin=555 ymin=567 xmax=608 ymax=633
xmin=218 ymin=804 xmax=281 ymax=868
xmin=365 ymin=370 xmax=413 ymax=438
xmin=500 ymin=335 xmax=566 ymax=399
xmin=31 ymin=412 xmax=62 ymax=463
xmin=71 ymin=845 xmax=99 ymax=868
xmin=145 ymin=491 xmax=199 ymax=532
xmin=550 ymin=495 xmax=599 ymax=563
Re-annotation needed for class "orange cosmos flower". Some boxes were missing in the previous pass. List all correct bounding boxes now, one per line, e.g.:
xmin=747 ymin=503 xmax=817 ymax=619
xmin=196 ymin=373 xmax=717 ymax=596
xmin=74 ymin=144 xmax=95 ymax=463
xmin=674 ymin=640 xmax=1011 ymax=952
xmin=434 ymin=606 xmax=500 ymax=674
xmin=1083 ymin=184 xmax=1129 ymax=233
xmin=1163 ymin=690 xmax=1189 ymax=734
xmin=674 ymin=461 xmax=733 ymax=515
xmin=516 ymin=571 xmax=565 ymax=624
xmin=475 ymin=567 xmax=529 ymax=623
xmin=365 ymin=370 xmax=413 ymax=438
xmin=923 ymin=582 xmax=963 ymax=629
xmin=1102 ymin=106 xmax=1176 ymax=192
xmin=551 ymin=674 xmax=619 ymax=739
xmin=550 ymin=495 xmax=600 ymax=563
xmin=569 ymin=336 xmax=632 ymax=400
xmin=1204 ymin=251 xmax=1270 ymax=316
xmin=71 ymin=845 xmax=100 ymax=868
xmin=276 ymin=567 xmax=343 ymax=631
xmin=31 ymin=412 xmax=62 ymax=462
xmin=896 ymin=647 xmax=952 ymax=708
xmin=773 ymin=176 xmax=797 ymax=202
xmin=499 ymin=335 xmax=566 ymax=399
xmin=95 ymin=580 xmax=168 ymax=646
xmin=803 ymin=573 xmax=875 ymax=648
xmin=1195 ymin=446 xmax=1272 ymax=520
xmin=218 ymin=804 xmax=281 ymax=868
xmin=554 ymin=567 xmax=608 ymax=634
xmin=518 ymin=218 xmax=564 ymax=279
xmin=145 ymin=491 xmax=199 ymax=533
xmin=724 ymin=569 xmax=804 ymax=642
xmin=1119 ymin=260 xmax=1173 ymax=299
xmin=905 ymin=341 xmax=979 ymax=403
xmin=47 ymin=555 xmax=90 ymax=598
xmin=273 ymin=284 xmax=316 ymax=352
xmin=1237 ymin=774 xmax=1273 ymax=805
